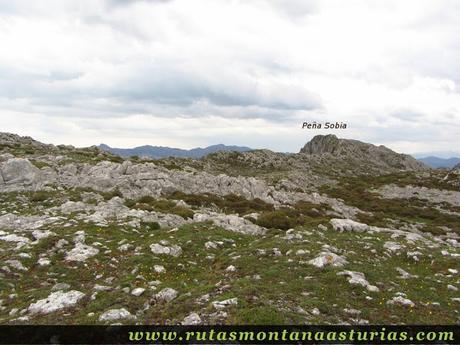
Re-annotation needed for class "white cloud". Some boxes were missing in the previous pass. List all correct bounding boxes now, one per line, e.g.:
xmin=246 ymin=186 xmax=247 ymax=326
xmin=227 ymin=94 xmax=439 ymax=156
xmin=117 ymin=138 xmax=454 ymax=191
xmin=0 ymin=0 xmax=459 ymax=153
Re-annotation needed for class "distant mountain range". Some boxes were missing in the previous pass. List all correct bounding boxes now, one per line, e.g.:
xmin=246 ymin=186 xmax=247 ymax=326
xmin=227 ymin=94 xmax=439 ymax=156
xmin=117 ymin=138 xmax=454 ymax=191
xmin=417 ymin=156 xmax=460 ymax=169
xmin=98 ymin=143 xmax=253 ymax=159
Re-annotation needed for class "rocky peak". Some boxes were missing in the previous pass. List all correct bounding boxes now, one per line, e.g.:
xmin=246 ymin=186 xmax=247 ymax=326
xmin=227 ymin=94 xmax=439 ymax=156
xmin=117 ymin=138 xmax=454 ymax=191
xmin=300 ymin=134 xmax=343 ymax=155
xmin=300 ymin=134 xmax=428 ymax=171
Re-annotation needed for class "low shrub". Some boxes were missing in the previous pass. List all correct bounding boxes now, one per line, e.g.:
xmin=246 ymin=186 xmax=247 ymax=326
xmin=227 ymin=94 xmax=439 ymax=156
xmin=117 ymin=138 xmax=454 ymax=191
xmin=256 ymin=209 xmax=300 ymax=230
xmin=101 ymin=188 xmax=123 ymax=201
xmin=30 ymin=191 xmax=51 ymax=202
xmin=140 ymin=221 xmax=161 ymax=230
xmin=166 ymin=191 xmax=274 ymax=215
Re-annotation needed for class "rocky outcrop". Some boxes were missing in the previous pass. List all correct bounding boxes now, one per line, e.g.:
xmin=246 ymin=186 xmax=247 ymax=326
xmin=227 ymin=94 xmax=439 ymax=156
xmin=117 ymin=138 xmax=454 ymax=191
xmin=0 ymin=213 xmax=60 ymax=231
xmin=0 ymin=133 xmax=52 ymax=150
xmin=300 ymin=134 xmax=428 ymax=171
xmin=65 ymin=243 xmax=99 ymax=262
xmin=193 ymin=212 xmax=266 ymax=235
xmin=330 ymin=219 xmax=371 ymax=232
xmin=1 ymin=159 xmax=42 ymax=185
xmin=76 ymin=197 xmax=187 ymax=228
xmin=0 ymin=158 xmax=57 ymax=191
xmin=376 ymin=185 xmax=460 ymax=207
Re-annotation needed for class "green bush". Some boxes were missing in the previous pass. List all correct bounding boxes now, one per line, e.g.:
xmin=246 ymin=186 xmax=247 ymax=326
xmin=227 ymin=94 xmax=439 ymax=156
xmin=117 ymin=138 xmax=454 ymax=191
xmin=294 ymin=200 xmax=329 ymax=217
xmin=30 ymin=191 xmax=52 ymax=202
xmin=108 ymin=156 xmax=124 ymax=164
xmin=172 ymin=206 xmax=195 ymax=219
xmin=140 ymin=221 xmax=161 ymax=230
xmin=101 ymin=188 xmax=123 ymax=201
xmin=166 ymin=191 xmax=274 ymax=215
xmin=256 ymin=209 xmax=302 ymax=230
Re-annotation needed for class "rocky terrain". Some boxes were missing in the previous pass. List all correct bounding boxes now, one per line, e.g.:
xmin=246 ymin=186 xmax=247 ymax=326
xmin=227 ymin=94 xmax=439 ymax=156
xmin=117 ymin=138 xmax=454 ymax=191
xmin=0 ymin=132 xmax=459 ymax=325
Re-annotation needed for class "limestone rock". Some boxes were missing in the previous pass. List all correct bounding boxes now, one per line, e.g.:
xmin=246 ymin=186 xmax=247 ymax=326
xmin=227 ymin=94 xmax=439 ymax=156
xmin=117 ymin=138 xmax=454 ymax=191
xmin=0 ymin=234 xmax=30 ymax=245
xmin=330 ymin=219 xmax=370 ymax=232
xmin=99 ymin=308 xmax=135 ymax=322
xmin=155 ymin=288 xmax=178 ymax=302
xmin=387 ymin=296 xmax=415 ymax=307
xmin=150 ymin=243 xmax=182 ymax=257
xmin=153 ymin=265 xmax=166 ymax=273
xmin=32 ymin=230 xmax=55 ymax=241
xmin=37 ymin=258 xmax=51 ymax=266
xmin=383 ymin=241 xmax=403 ymax=252
xmin=1 ymin=158 xmax=41 ymax=185
xmin=131 ymin=288 xmax=145 ymax=297
xmin=194 ymin=212 xmax=266 ymax=235
xmin=28 ymin=290 xmax=85 ymax=315
xmin=6 ymin=260 xmax=27 ymax=271
xmin=212 ymin=298 xmax=238 ymax=310
xmin=59 ymin=201 xmax=90 ymax=214
xmin=182 ymin=312 xmax=202 ymax=325
xmin=65 ymin=243 xmax=99 ymax=262
xmin=337 ymin=271 xmax=379 ymax=292
xmin=308 ymin=252 xmax=347 ymax=268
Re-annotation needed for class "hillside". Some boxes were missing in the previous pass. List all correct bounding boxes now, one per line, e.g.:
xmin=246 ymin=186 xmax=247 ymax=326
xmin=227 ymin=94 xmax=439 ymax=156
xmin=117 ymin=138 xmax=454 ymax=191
xmin=0 ymin=132 xmax=459 ymax=325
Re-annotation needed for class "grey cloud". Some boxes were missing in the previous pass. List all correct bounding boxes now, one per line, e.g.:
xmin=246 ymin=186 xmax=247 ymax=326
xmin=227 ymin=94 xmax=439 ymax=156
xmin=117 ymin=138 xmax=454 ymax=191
xmin=107 ymin=61 xmax=322 ymax=111
xmin=268 ymin=0 xmax=318 ymax=18
xmin=0 ymin=59 xmax=321 ymax=119
xmin=390 ymin=109 xmax=424 ymax=122
xmin=106 ymin=0 xmax=173 ymax=6
xmin=372 ymin=127 xmax=437 ymax=143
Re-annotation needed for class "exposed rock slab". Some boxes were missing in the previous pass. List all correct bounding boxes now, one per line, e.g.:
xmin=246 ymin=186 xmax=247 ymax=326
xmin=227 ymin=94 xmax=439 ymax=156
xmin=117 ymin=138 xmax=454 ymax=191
xmin=28 ymin=290 xmax=85 ymax=315
xmin=194 ymin=212 xmax=266 ymax=235
xmin=337 ymin=271 xmax=379 ymax=292
xmin=377 ymin=185 xmax=460 ymax=207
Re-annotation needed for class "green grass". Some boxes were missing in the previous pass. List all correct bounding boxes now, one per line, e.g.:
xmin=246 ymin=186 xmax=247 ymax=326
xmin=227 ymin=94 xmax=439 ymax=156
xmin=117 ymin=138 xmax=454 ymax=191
xmin=1 ymin=218 xmax=457 ymax=325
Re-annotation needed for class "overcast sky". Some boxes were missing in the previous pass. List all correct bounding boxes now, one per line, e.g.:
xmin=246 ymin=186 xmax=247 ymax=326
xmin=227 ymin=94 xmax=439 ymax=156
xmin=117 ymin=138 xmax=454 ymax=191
xmin=0 ymin=0 xmax=459 ymax=155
